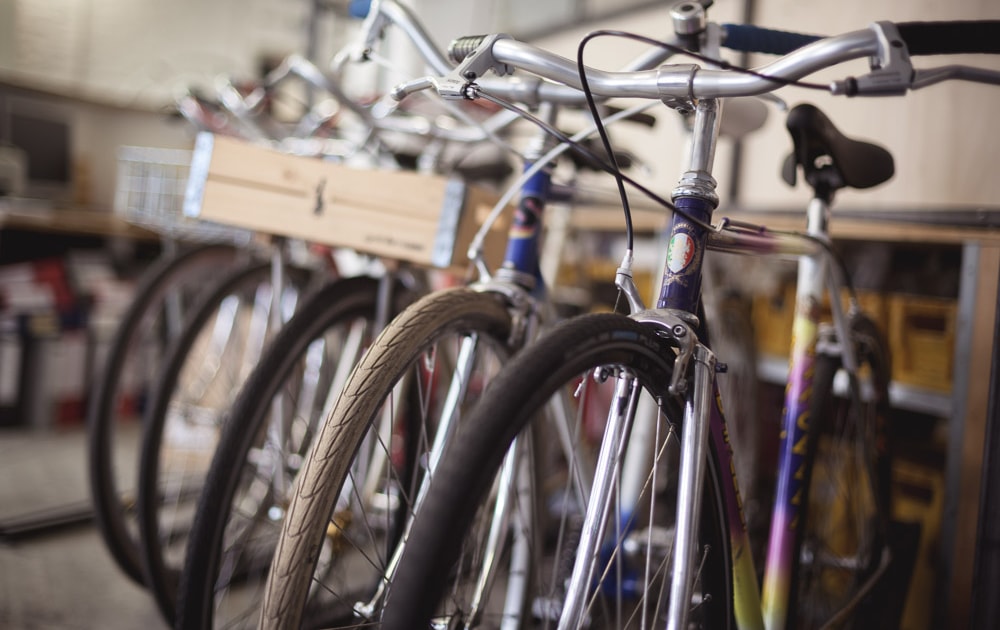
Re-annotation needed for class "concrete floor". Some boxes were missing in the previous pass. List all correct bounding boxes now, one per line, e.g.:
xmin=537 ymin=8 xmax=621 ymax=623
xmin=0 ymin=426 xmax=167 ymax=630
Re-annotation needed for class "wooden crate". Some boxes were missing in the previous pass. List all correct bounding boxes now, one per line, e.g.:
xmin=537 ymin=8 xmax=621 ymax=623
xmin=183 ymin=133 xmax=509 ymax=269
xmin=888 ymin=294 xmax=956 ymax=393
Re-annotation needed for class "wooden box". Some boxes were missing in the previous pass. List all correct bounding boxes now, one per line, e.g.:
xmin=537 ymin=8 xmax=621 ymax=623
xmin=183 ymin=133 xmax=508 ymax=269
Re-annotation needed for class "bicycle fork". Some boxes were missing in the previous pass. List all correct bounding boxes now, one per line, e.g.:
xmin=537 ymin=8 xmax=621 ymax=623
xmin=557 ymin=311 xmax=717 ymax=630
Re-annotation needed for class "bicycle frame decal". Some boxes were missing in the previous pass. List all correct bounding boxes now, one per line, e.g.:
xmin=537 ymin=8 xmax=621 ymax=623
xmin=657 ymin=197 xmax=712 ymax=313
xmin=501 ymin=165 xmax=551 ymax=278
xmin=667 ymin=232 xmax=697 ymax=273
xmin=761 ymin=294 xmax=822 ymax=628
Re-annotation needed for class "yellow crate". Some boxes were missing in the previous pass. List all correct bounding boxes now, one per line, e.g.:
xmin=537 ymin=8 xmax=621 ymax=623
xmin=892 ymin=459 xmax=945 ymax=630
xmin=184 ymin=132 xmax=509 ymax=269
xmin=816 ymin=289 xmax=889 ymax=335
xmin=888 ymin=294 xmax=956 ymax=393
xmin=840 ymin=290 xmax=888 ymax=333
xmin=754 ymin=284 xmax=889 ymax=359
xmin=751 ymin=282 xmax=796 ymax=358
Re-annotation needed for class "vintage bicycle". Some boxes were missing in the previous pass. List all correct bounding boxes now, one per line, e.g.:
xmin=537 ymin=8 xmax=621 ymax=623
xmin=376 ymin=6 xmax=1000 ymax=630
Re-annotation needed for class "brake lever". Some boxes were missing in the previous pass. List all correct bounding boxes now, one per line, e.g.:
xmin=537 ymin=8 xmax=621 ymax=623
xmin=830 ymin=21 xmax=914 ymax=96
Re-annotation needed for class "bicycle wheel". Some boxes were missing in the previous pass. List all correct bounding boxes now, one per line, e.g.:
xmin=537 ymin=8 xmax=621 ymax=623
xmin=704 ymin=292 xmax=763 ymax=553
xmin=793 ymin=313 xmax=892 ymax=629
xmin=136 ymin=260 xmax=313 ymax=623
xmin=382 ymin=313 xmax=734 ymax=630
xmin=259 ymin=286 xmax=518 ymax=629
xmin=87 ymin=243 xmax=244 ymax=585
xmin=176 ymin=275 xmax=416 ymax=629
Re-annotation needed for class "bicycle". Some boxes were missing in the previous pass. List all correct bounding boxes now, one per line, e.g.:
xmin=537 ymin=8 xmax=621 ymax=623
xmin=377 ymin=7 xmax=1000 ymax=630
xmin=169 ymin=1 xmax=567 ymax=626
xmin=248 ymin=3 xmax=706 ymax=628
xmin=87 ymin=139 xmax=260 ymax=588
xmin=137 ymin=57 xmax=525 ymax=630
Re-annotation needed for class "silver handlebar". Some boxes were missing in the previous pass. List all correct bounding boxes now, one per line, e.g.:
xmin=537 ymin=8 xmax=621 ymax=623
xmin=392 ymin=21 xmax=1000 ymax=106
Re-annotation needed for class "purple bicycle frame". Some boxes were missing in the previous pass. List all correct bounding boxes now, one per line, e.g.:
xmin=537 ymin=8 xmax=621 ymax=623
xmin=655 ymin=186 xmax=833 ymax=629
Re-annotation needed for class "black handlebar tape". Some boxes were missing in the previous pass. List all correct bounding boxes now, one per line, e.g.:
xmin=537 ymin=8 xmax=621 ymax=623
xmin=896 ymin=21 xmax=1000 ymax=55
xmin=721 ymin=24 xmax=822 ymax=55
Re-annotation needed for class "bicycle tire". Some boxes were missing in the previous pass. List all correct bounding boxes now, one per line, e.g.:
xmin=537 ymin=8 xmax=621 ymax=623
xmin=793 ymin=313 xmax=893 ymax=629
xmin=176 ymin=275 xmax=416 ymax=629
xmin=260 ymin=287 xmax=517 ymax=629
xmin=382 ymin=313 xmax=735 ymax=630
xmin=87 ymin=243 xmax=244 ymax=586
xmin=136 ymin=260 xmax=312 ymax=624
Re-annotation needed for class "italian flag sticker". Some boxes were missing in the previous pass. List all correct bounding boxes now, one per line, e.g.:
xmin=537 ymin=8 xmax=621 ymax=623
xmin=667 ymin=232 xmax=696 ymax=273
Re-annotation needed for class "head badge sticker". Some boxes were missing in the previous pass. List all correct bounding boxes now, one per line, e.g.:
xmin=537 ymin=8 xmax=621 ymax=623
xmin=667 ymin=232 xmax=696 ymax=274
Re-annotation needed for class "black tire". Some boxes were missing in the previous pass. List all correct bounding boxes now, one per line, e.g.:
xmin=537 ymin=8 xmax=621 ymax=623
xmin=259 ymin=287 xmax=516 ymax=629
xmin=176 ymin=275 xmax=416 ymax=629
xmin=87 ymin=244 xmax=243 ymax=586
xmin=793 ymin=313 xmax=893 ymax=629
xmin=136 ymin=260 xmax=312 ymax=624
xmin=382 ymin=313 xmax=735 ymax=630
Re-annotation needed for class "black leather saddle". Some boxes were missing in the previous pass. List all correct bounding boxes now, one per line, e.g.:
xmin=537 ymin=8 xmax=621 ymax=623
xmin=781 ymin=103 xmax=894 ymax=195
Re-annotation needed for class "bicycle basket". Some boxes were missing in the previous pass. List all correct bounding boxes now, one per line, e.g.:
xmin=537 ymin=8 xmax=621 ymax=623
xmin=113 ymin=145 xmax=252 ymax=244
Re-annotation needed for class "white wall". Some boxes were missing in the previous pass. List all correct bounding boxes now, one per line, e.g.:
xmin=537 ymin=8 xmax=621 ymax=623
xmin=0 ymin=0 xmax=312 ymax=109
xmin=741 ymin=0 xmax=1000 ymax=210
xmin=3 ymin=0 xmax=1000 ymax=212
xmin=526 ymin=1 xmax=749 ymax=210
xmin=530 ymin=0 xmax=1000 ymax=211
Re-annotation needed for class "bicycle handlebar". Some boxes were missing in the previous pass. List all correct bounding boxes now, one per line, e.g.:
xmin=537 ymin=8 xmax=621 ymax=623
xmin=396 ymin=20 xmax=1000 ymax=106
xmin=721 ymin=24 xmax=822 ymax=55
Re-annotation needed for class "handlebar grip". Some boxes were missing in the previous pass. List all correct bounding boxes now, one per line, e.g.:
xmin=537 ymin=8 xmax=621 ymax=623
xmin=721 ymin=24 xmax=822 ymax=55
xmin=896 ymin=21 xmax=1000 ymax=55
xmin=449 ymin=35 xmax=488 ymax=64
xmin=348 ymin=0 xmax=371 ymax=19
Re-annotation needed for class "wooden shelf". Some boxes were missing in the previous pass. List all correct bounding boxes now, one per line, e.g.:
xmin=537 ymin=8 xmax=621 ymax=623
xmin=757 ymin=354 xmax=952 ymax=418
xmin=721 ymin=208 xmax=1000 ymax=246
xmin=0 ymin=201 xmax=157 ymax=240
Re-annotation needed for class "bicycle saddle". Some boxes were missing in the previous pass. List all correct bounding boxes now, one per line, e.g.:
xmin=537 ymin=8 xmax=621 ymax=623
xmin=781 ymin=103 xmax=894 ymax=193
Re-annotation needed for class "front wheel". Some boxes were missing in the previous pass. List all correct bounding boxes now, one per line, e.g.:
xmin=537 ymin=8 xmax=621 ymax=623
xmin=260 ymin=287 xmax=518 ymax=629
xmin=382 ymin=313 xmax=735 ymax=630
xmin=136 ymin=261 xmax=312 ymax=624
xmin=87 ymin=244 xmax=244 ymax=586
xmin=176 ymin=275 xmax=415 ymax=629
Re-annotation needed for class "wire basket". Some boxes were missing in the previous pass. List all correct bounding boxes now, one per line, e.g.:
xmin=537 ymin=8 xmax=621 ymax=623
xmin=114 ymin=146 xmax=252 ymax=244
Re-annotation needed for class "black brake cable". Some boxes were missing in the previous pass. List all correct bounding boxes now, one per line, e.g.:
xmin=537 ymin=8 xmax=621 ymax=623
xmin=472 ymin=28 xmax=836 ymax=264
xmin=576 ymin=32 xmax=636 ymax=252
xmin=474 ymin=87 xmax=699 ymax=228
xmin=574 ymin=29 xmax=830 ymax=245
